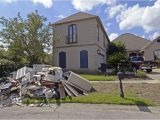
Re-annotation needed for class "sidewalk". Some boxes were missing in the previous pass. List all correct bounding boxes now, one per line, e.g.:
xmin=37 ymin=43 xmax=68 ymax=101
xmin=91 ymin=79 xmax=160 ymax=83
xmin=147 ymin=69 xmax=160 ymax=80
xmin=0 ymin=103 xmax=160 ymax=119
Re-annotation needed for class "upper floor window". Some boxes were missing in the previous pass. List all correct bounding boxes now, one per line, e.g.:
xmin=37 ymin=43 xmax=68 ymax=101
xmin=103 ymin=34 xmax=105 ymax=48
xmin=97 ymin=25 xmax=99 ymax=42
xmin=67 ymin=24 xmax=77 ymax=44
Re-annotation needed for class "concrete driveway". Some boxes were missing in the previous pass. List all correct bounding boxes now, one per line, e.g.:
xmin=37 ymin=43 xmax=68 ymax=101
xmin=147 ymin=69 xmax=160 ymax=80
xmin=0 ymin=103 xmax=160 ymax=119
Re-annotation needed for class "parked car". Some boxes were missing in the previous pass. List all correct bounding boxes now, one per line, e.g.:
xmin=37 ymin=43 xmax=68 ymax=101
xmin=129 ymin=56 xmax=154 ymax=73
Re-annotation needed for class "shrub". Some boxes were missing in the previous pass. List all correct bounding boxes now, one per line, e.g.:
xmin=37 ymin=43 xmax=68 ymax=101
xmin=156 ymin=60 xmax=160 ymax=68
xmin=107 ymin=41 xmax=127 ymax=73
xmin=0 ymin=59 xmax=15 ymax=77
xmin=135 ymin=70 xmax=147 ymax=78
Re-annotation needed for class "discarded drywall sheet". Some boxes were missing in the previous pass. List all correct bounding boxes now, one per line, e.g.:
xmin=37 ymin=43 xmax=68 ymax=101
xmin=67 ymin=72 xmax=92 ymax=92
xmin=16 ymin=67 xmax=33 ymax=80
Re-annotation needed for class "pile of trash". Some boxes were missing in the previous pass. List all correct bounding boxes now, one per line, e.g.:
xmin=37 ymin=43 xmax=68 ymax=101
xmin=0 ymin=65 xmax=93 ymax=107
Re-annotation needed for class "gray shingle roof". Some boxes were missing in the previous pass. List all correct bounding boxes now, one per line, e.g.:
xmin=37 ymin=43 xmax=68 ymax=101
xmin=53 ymin=12 xmax=97 ymax=25
xmin=141 ymin=36 xmax=160 ymax=51
xmin=113 ymin=33 xmax=151 ymax=51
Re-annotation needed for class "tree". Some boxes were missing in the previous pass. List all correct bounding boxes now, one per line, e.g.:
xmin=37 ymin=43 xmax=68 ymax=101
xmin=0 ymin=11 xmax=53 ymax=67
xmin=107 ymin=41 xmax=127 ymax=73
xmin=0 ymin=47 xmax=15 ymax=77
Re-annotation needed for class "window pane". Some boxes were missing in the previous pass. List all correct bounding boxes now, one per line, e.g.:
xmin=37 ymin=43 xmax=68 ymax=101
xmin=73 ymin=34 xmax=76 ymax=42
xmin=68 ymin=25 xmax=72 ymax=43
xmin=69 ymin=28 xmax=72 ymax=35
xmin=103 ymin=35 xmax=105 ymax=47
xmin=73 ymin=25 xmax=76 ymax=34
xmin=97 ymin=25 xmax=99 ymax=41
xmin=154 ymin=50 xmax=160 ymax=59
xmin=68 ymin=24 xmax=77 ymax=44
xmin=80 ymin=50 xmax=88 ymax=68
xmin=59 ymin=52 xmax=66 ymax=68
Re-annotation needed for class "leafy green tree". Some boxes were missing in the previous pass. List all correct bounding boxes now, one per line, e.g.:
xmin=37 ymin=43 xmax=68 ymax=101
xmin=107 ymin=41 xmax=127 ymax=73
xmin=0 ymin=11 xmax=53 ymax=67
xmin=0 ymin=47 xmax=15 ymax=77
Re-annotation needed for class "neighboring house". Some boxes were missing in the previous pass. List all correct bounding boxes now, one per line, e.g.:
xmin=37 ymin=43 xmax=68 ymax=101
xmin=52 ymin=12 xmax=110 ymax=73
xmin=113 ymin=33 xmax=151 ymax=57
xmin=141 ymin=36 xmax=160 ymax=61
xmin=113 ymin=33 xmax=160 ymax=61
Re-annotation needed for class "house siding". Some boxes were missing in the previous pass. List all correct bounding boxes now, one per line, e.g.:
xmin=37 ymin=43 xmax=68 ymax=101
xmin=54 ymin=18 xmax=97 ymax=47
xmin=53 ymin=15 xmax=108 ymax=73
xmin=143 ymin=38 xmax=160 ymax=61
xmin=54 ymin=45 xmax=98 ymax=72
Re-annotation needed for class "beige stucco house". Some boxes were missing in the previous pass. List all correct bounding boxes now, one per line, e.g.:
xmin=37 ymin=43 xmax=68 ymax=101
xmin=52 ymin=12 xmax=110 ymax=73
xmin=113 ymin=33 xmax=160 ymax=61
xmin=141 ymin=36 xmax=160 ymax=61
xmin=113 ymin=33 xmax=151 ymax=57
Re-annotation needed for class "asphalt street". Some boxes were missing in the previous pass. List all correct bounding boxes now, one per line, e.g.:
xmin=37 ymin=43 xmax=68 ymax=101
xmin=0 ymin=103 xmax=160 ymax=119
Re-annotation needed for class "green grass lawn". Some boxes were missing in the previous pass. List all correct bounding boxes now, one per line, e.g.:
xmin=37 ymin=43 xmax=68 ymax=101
xmin=23 ymin=91 xmax=154 ymax=106
xmin=80 ymin=74 xmax=117 ymax=81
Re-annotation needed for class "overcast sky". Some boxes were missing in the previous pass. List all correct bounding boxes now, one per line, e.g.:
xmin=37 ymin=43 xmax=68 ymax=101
xmin=0 ymin=0 xmax=160 ymax=41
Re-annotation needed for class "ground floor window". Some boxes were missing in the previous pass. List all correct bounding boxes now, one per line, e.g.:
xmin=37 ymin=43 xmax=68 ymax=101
xmin=59 ymin=52 xmax=66 ymax=68
xmin=80 ymin=50 xmax=88 ymax=68
xmin=154 ymin=50 xmax=160 ymax=60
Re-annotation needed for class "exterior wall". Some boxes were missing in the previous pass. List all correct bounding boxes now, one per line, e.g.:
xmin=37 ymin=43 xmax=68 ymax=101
xmin=96 ymin=22 xmax=108 ymax=52
xmin=96 ymin=45 xmax=106 ymax=68
xmin=54 ymin=45 xmax=98 ymax=72
xmin=53 ymin=17 xmax=108 ymax=72
xmin=54 ymin=18 xmax=97 ymax=47
xmin=144 ymin=39 xmax=160 ymax=61
xmin=54 ymin=45 xmax=106 ymax=72
xmin=54 ymin=18 xmax=108 ymax=49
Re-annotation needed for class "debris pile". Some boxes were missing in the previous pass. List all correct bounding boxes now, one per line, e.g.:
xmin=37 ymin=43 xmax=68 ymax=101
xmin=0 ymin=65 xmax=93 ymax=107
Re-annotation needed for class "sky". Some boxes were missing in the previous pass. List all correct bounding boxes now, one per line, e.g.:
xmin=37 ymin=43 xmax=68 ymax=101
xmin=0 ymin=0 xmax=160 ymax=41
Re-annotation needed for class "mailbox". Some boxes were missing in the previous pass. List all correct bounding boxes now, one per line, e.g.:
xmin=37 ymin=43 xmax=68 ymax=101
xmin=117 ymin=72 xmax=124 ymax=80
xmin=117 ymin=71 xmax=124 ymax=98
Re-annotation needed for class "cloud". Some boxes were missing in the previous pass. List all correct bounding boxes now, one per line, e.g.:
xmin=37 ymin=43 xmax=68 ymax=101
xmin=72 ymin=0 xmax=116 ymax=11
xmin=55 ymin=15 xmax=65 ymax=19
xmin=2 ymin=0 xmax=17 ymax=3
xmin=117 ymin=0 xmax=160 ymax=32
xmin=108 ymin=4 xmax=127 ymax=18
xmin=107 ymin=23 xmax=111 ymax=27
xmin=109 ymin=33 xmax=119 ymax=41
xmin=33 ymin=0 xmax=53 ymax=8
xmin=141 ymin=35 xmax=146 ymax=39
xmin=1 ymin=0 xmax=53 ymax=8
xmin=149 ymin=32 xmax=160 ymax=40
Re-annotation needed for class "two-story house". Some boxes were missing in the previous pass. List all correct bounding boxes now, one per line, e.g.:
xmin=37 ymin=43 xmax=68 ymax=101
xmin=52 ymin=12 xmax=110 ymax=73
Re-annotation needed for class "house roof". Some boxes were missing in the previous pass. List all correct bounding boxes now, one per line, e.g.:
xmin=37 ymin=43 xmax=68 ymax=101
xmin=141 ymin=36 xmax=160 ymax=52
xmin=113 ymin=33 xmax=151 ymax=52
xmin=53 ymin=12 xmax=97 ymax=25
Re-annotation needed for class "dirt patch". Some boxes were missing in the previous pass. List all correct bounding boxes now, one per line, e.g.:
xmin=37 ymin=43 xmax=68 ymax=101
xmin=93 ymin=83 xmax=160 ymax=105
